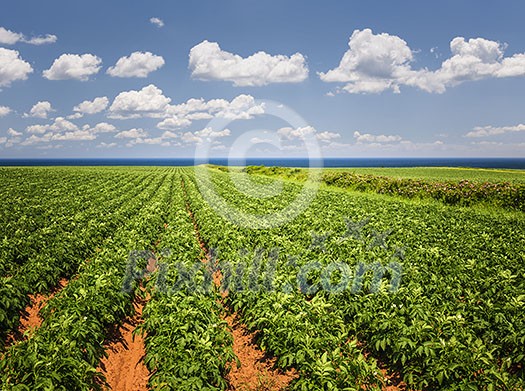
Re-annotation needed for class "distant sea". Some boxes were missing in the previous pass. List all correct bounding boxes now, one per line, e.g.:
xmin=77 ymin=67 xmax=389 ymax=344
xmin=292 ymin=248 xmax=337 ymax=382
xmin=0 ymin=158 xmax=525 ymax=169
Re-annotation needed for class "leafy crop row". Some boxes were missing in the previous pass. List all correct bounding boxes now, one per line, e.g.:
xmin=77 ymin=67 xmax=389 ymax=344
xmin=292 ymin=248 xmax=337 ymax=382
xmin=139 ymin=174 xmax=235 ymax=390
xmin=0 ymin=170 xmax=171 ymax=390
xmin=183 ymin=167 xmax=525 ymax=390
xmin=182 ymin=171 xmax=384 ymax=390
xmin=0 ymin=169 xmax=159 ymax=347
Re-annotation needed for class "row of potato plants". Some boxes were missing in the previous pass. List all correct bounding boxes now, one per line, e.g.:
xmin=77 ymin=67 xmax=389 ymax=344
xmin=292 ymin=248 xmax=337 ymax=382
xmin=0 ymin=168 xmax=137 ymax=247
xmin=0 ymin=169 xmax=158 ymax=347
xmin=0 ymin=170 xmax=172 ymax=390
xmin=242 ymin=165 xmax=525 ymax=211
xmin=182 ymin=170 xmax=385 ymax=390
xmin=138 ymin=173 xmax=236 ymax=390
xmin=185 ymin=168 xmax=525 ymax=390
xmin=0 ymin=171 xmax=140 ymax=278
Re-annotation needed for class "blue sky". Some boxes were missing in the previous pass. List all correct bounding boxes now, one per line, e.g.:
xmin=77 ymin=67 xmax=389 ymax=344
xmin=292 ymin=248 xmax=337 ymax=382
xmin=1 ymin=0 xmax=525 ymax=158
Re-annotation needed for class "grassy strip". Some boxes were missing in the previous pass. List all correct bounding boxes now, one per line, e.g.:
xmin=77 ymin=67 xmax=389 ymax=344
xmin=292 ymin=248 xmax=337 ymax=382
xmin=241 ymin=165 xmax=525 ymax=211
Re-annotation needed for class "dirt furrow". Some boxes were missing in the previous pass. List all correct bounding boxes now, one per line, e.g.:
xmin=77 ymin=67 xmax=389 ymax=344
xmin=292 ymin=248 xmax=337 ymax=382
xmin=97 ymin=253 xmax=158 ymax=391
xmin=5 ymin=278 xmax=68 ymax=347
xmin=98 ymin=295 xmax=149 ymax=391
xmin=182 ymin=180 xmax=298 ymax=390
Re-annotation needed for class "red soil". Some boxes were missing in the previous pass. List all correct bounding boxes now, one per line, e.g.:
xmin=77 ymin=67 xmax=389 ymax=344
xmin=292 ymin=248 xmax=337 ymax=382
xmin=225 ymin=314 xmax=298 ymax=391
xmin=181 ymin=188 xmax=298 ymax=391
xmin=98 ymin=296 xmax=149 ymax=391
xmin=5 ymin=278 xmax=68 ymax=347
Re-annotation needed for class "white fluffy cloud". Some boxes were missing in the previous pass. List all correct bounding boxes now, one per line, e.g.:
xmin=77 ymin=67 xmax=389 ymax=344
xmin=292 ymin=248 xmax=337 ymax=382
xmin=0 ymin=26 xmax=57 ymax=45
xmin=465 ymin=124 xmax=525 ymax=138
xmin=180 ymin=128 xmax=231 ymax=144
xmin=277 ymin=126 xmax=342 ymax=147
xmin=278 ymin=126 xmax=317 ymax=140
xmin=97 ymin=142 xmax=117 ymax=148
xmin=320 ymin=28 xmax=525 ymax=94
xmin=115 ymin=128 xmax=148 ymax=139
xmin=25 ymin=101 xmax=54 ymax=119
xmin=149 ymin=17 xmax=164 ymax=28
xmin=160 ymin=94 xmax=265 ymax=129
xmin=0 ymin=48 xmax=33 ymax=87
xmin=109 ymin=84 xmax=171 ymax=119
xmin=353 ymin=131 xmax=402 ymax=143
xmin=319 ymin=29 xmax=414 ymax=94
xmin=107 ymin=52 xmax=165 ymax=78
xmin=316 ymin=131 xmax=341 ymax=142
xmin=22 ymin=118 xmax=118 ymax=146
xmin=73 ymin=96 xmax=109 ymax=115
xmin=108 ymin=85 xmax=265 ymax=128
xmin=189 ymin=40 xmax=308 ymax=86
xmin=43 ymin=53 xmax=102 ymax=81
xmin=82 ymin=122 xmax=117 ymax=133
xmin=0 ymin=27 xmax=22 ymax=44
xmin=0 ymin=106 xmax=11 ymax=117
xmin=7 ymin=128 xmax=22 ymax=137
xmin=51 ymin=130 xmax=96 ymax=141
xmin=156 ymin=117 xmax=192 ymax=130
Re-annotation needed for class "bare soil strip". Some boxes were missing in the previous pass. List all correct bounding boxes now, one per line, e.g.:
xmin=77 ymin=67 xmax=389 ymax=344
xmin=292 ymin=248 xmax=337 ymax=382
xmin=98 ymin=256 xmax=157 ymax=391
xmin=182 ymin=181 xmax=298 ymax=390
xmin=225 ymin=314 xmax=298 ymax=391
xmin=5 ymin=278 xmax=68 ymax=347
xmin=98 ymin=295 xmax=149 ymax=391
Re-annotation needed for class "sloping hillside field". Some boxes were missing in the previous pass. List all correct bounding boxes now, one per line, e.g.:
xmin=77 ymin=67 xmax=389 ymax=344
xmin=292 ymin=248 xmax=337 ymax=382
xmin=1 ymin=166 xmax=524 ymax=390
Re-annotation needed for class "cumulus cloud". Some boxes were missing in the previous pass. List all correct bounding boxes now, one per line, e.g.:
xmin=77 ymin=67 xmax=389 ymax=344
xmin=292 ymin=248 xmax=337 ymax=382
xmin=150 ymin=17 xmax=164 ymax=28
xmin=181 ymin=127 xmax=231 ymax=144
xmin=107 ymin=52 xmax=165 ymax=78
xmin=73 ymin=96 xmax=109 ymax=115
xmin=0 ymin=106 xmax=11 ymax=117
xmin=97 ymin=142 xmax=117 ymax=148
xmin=0 ymin=26 xmax=57 ymax=45
xmin=0 ymin=27 xmax=22 ymax=45
xmin=316 ymin=131 xmax=341 ymax=142
xmin=115 ymin=128 xmax=148 ymax=139
xmin=465 ymin=124 xmax=525 ymax=138
xmin=82 ymin=122 xmax=117 ymax=133
xmin=24 ymin=101 xmax=54 ymax=119
xmin=0 ymin=48 xmax=33 ymax=87
xmin=277 ymin=126 xmax=342 ymax=146
xmin=161 ymin=94 xmax=265 ymax=129
xmin=109 ymin=84 xmax=171 ymax=119
xmin=156 ymin=117 xmax=192 ymax=130
xmin=353 ymin=131 xmax=402 ymax=143
xmin=51 ymin=130 xmax=96 ymax=141
xmin=189 ymin=40 xmax=308 ymax=86
xmin=108 ymin=85 xmax=266 ymax=130
xmin=7 ymin=128 xmax=22 ymax=137
xmin=43 ymin=53 xmax=102 ymax=81
xmin=320 ymin=28 xmax=525 ymax=94
xmin=20 ymin=118 xmax=99 ymax=144
xmin=22 ymin=118 xmax=117 ymax=146
xmin=277 ymin=126 xmax=316 ymax=140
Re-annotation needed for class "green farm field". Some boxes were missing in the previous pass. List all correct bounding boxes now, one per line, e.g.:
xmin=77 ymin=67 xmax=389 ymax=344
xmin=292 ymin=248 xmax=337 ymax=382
xmin=0 ymin=165 xmax=524 ymax=391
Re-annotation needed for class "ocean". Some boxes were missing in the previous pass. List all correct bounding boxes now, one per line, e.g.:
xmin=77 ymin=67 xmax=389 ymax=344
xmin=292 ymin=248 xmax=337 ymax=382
xmin=0 ymin=157 xmax=524 ymax=169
